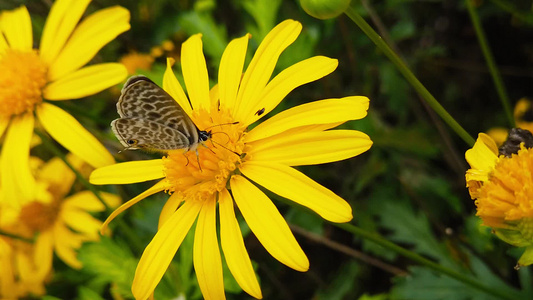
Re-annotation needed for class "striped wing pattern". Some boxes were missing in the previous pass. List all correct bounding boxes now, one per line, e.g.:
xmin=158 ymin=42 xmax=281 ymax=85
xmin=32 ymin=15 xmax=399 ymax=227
xmin=111 ymin=76 xmax=199 ymax=151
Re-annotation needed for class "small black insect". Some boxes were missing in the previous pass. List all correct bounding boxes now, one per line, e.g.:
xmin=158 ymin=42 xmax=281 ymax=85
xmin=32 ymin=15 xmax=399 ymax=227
xmin=499 ymin=128 xmax=533 ymax=157
xmin=255 ymin=107 xmax=265 ymax=116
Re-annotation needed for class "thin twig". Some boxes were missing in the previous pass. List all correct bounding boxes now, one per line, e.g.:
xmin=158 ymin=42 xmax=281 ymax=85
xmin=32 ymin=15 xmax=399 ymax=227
xmin=290 ymin=224 xmax=408 ymax=276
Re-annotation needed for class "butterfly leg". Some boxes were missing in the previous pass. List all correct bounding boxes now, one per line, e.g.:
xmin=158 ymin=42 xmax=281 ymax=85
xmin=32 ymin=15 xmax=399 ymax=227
xmin=182 ymin=152 xmax=190 ymax=166
xmin=195 ymin=149 xmax=203 ymax=172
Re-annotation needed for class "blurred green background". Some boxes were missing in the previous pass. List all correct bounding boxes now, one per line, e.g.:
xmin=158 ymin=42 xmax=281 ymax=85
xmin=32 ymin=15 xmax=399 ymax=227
xmin=2 ymin=0 xmax=533 ymax=299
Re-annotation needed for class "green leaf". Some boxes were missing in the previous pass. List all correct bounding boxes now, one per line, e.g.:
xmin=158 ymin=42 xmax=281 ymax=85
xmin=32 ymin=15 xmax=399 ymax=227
xmin=241 ymin=0 xmax=282 ymax=42
xmin=77 ymin=237 xmax=137 ymax=298
xmin=178 ymin=11 xmax=228 ymax=63
xmin=316 ymin=261 xmax=360 ymax=299
xmin=391 ymin=253 xmax=525 ymax=300
xmin=77 ymin=286 xmax=104 ymax=300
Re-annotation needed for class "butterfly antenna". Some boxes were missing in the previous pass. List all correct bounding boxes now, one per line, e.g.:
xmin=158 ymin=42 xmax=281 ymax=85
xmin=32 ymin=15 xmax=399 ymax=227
xmin=210 ymin=131 xmax=232 ymax=144
xmin=203 ymin=121 xmax=239 ymax=130
xmin=209 ymin=139 xmax=240 ymax=157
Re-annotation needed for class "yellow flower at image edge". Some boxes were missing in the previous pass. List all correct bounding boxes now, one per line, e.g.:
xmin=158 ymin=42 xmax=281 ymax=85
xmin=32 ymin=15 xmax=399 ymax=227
xmin=90 ymin=19 xmax=372 ymax=299
xmin=0 ymin=155 xmax=120 ymax=298
xmin=0 ymin=0 xmax=130 ymax=206
xmin=466 ymin=133 xmax=533 ymax=267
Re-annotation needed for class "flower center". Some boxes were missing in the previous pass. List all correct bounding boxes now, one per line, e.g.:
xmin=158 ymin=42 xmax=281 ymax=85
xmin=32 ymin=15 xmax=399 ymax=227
xmin=475 ymin=146 xmax=533 ymax=228
xmin=162 ymin=104 xmax=245 ymax=201
xmin=0 ymin=49 xmax=48 ymax=118
xmin=19 ymin=200 xmax=59 ymax=232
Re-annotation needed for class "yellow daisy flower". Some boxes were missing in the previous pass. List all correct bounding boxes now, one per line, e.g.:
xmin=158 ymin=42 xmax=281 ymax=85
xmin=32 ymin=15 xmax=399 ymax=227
xmin=90 ymin=19 xmax=372 ymax=299
xmin=0 ymin=0 xmax=130 ymax=207
xmin=466 ymin=133 xmax=533 ymax=267
xmin=0 ymin=154 xmax=120 ymax=298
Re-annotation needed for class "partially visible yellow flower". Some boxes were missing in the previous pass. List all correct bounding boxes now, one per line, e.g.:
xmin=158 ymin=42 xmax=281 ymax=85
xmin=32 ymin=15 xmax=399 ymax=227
xmin=120 ymin=40 xmax=176 ymax=75
xmin=0 ymin=0 xmax=130 ymax=208
xmin=120 ymin=51 xmax=155 ymax=75
xmin=91 ymin=19 xmax=372 ymax=299
xmin=0 ymin=154 xmax=120 ymax=298
xmin=0 ymin=229 xmax=45 ymax=298
xmin=514 ymin=98 xmax=533 ymax=134
xmin=466 ymin=133 xmax=533 ymax=267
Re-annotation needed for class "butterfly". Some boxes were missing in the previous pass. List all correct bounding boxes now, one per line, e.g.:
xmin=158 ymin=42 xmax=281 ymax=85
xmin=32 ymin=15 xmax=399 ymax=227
xmin=111 ymin=75 xmax=211 ymax=154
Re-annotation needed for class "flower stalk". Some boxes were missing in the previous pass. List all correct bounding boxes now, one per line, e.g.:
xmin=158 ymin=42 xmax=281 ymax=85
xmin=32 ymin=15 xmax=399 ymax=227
xmin=344 ymin=4 xmax=475 ymax=146
xmin=465 ymin=0 xmax=514 ymax=127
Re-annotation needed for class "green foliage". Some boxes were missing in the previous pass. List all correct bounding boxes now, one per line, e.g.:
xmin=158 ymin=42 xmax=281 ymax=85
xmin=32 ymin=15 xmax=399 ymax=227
xmin=9 ymin=0 xmax=533 ymax=299
xmin=77 ymin=237 xmax=138 ymax=298
xmin=316 ymin=261 xmax=360 ymax=299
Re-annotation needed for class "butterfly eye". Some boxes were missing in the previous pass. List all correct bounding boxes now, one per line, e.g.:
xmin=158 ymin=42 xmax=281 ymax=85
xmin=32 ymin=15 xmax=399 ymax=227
xmin=127 ymin=139 xmax=137 ymax=145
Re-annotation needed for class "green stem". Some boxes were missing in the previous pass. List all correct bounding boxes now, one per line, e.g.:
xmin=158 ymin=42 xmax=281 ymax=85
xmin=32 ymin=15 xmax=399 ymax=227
xmin=345 ymin=5 xmax=475 ymax=146
xmin=334 ymin=222 xmax=518 ymax=300
xmin=35 ymin=130 xmax=144 ymax=253
xmin=489 ymin=0 xmax=533 ymax=26
xmin=466 ymin=0 xmax=514 ymax=127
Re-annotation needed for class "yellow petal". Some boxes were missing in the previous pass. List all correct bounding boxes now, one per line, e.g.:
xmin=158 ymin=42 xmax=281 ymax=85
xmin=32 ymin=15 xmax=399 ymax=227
xmin=90 ymin=159 xmax=165 ymax=185
xmin=1 ymin=112 xmax=35 ymax=205
xmin=36 ymin=103 xmax=115 ymax=168
xmin=48 ymin=6 xmax=130 ymax=81
xmin=39 ymin=154 xmax=85 ymax=195
xmin=230 ymin=175 xmax=309 ymax=271
xmin=210 ymin=83 xmax=219 ymax=107
xmin=64 ymin=190 xmax=121 ymax=212
xmin=132 ymin=200 xmax=202 ymax=300
xmin=233 ymin=20 xmax=302 ymax=120
xmin=245 ymin=96 xmax=369 ymax=142
xmin=0 ymin=117 xmax=10 ymax=144
xmin=0 ymin=240 xmax=15 ymax=297
xmin=248 ymin=130 xmax=372 ymax=166
xmin=158 ymin=193 xmax=184 ymax=229
xmin=100 ymin=180 xmax=169 ymax=234
xmin=34 ymin=230 xmax=54 ymax=279
xmin=241 ymin=56 xmax=338 ymax=126
xmin=53 ymin=225 xmax=83 ymax=269
xmin=240 ymin=161 xmax=352 ymax=223
xmin=219 ymin=34 xmax=249 ymax=111
xmin=219 ymin=189 xmax=262 ymax=299
xmin=39 ymin=0 xmax=91 ymax=64
xmin=44 ymin=63 xmax=127 ymax=100
xmin=465 ymin=133 xmax=499 ymax=175
xmin=0 ymin=28 xmax=8 ymax=55
xmin=63 ymin=209 xmax=102 ymax=239
xmin=0 ymin=6 xmax=32 ymax=51
xmin=181 ymin=34 xmax=210 ymax=110
xmin=163 ymin=57 xmax=192 ymax=116
xmin=194 ymin=198 xmax=225 ymax=300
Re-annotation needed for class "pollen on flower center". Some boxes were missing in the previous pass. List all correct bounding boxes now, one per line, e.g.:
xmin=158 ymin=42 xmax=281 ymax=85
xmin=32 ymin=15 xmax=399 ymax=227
xmin=475 ymin=146 xmax=533 ymax=228
xmin=0 ymin=49 xmax=48 ymax=118
xmin=19 ymin=200 xmax=59 ymax=232
xmin=162 ymin=105 xmax=245 ymax=201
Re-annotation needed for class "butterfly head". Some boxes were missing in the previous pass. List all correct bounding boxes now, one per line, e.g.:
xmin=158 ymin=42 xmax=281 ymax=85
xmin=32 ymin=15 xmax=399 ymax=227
xmin=198 ymin=130 xmax=212 ymax=143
